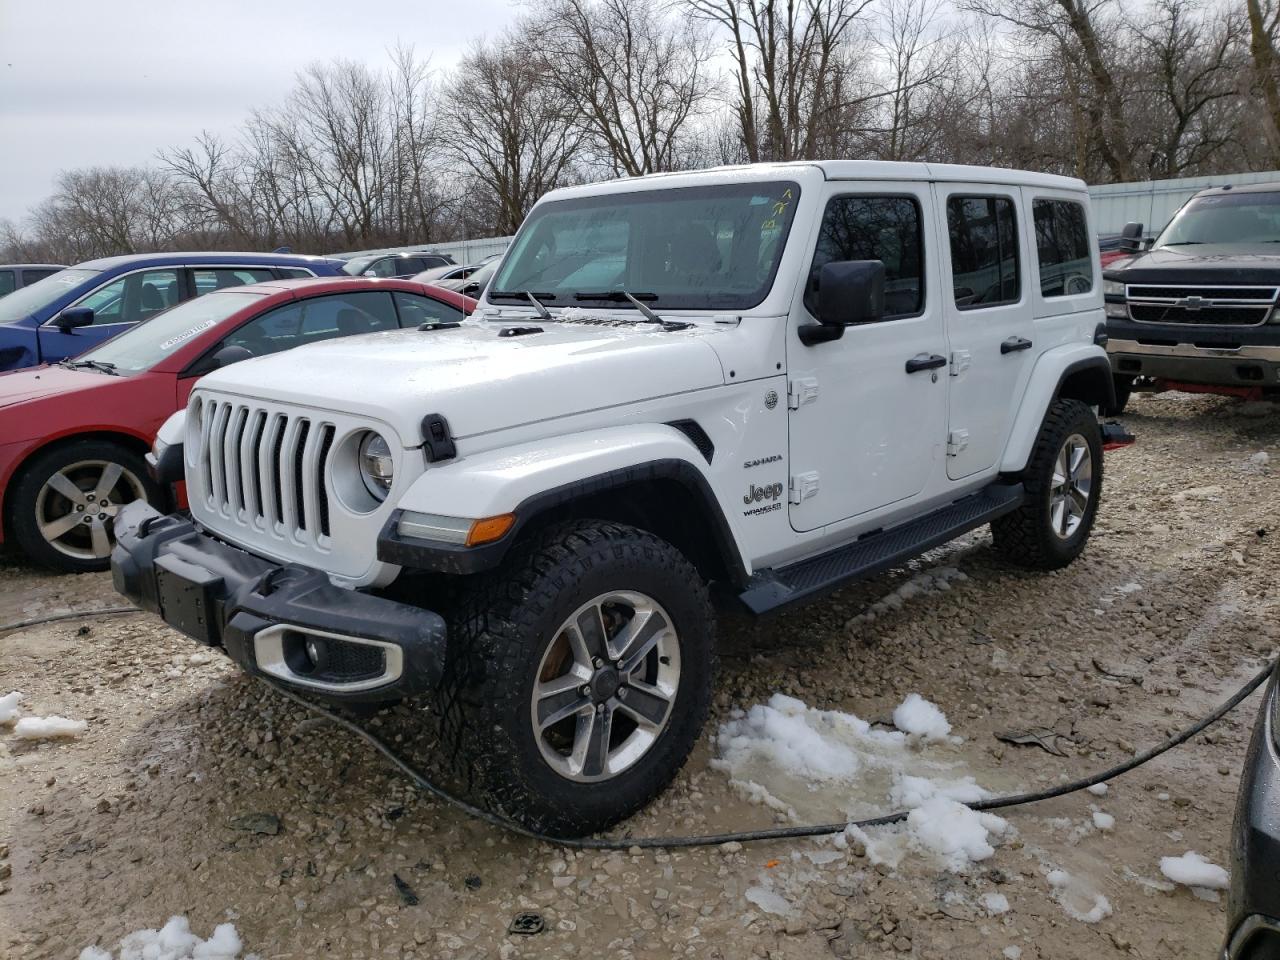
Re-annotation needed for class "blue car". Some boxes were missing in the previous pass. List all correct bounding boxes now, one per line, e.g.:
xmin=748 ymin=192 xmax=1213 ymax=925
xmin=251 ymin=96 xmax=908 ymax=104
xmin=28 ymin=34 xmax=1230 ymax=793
xmin=0 ymin=252 xmax=345 ymax=371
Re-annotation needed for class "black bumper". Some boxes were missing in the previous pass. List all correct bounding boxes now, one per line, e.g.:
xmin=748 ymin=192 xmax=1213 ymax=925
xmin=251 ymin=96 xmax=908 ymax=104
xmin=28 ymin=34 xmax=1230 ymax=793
xmin=1223 ymin=670 xmax=1280 ymax=959
xmin=111 ymin=500 xmax=447 ymax=703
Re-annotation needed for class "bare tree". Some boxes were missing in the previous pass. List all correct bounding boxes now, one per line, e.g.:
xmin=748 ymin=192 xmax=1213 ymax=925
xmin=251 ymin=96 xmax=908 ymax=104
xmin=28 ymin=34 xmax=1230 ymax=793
xmin=1247 ymin=0 xmax=1280 ymax=165
xmin=439 ymin=34 xmax=584 ymax=236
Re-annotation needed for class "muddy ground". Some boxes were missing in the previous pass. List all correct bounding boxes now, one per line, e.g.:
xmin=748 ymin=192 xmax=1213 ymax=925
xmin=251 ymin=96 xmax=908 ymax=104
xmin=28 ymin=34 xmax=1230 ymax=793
xmin=2 ymin=391 xmax=1278 ymax=960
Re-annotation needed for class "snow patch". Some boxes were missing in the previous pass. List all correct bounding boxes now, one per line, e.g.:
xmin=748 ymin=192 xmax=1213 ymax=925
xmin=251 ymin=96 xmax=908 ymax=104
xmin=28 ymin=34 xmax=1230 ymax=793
xmin=1002 ymin=948 xmax=1022 ymax=960
xmin=79 ymin=916 xmax=253 ymax=960
xmin=0 ymin=691 xmax=22 ymax=725
xmin=1091 ymin=809 xmax=1115 ymax=832
xmin=1159 ymin=851 xmax=1229 ymax=891
xmin=1086 ymin=783 xmax=1109 ymax=797
xmin=980 ymin=892 xmax=1010 ymax=915
xmin=13 ymin=715 xmax=87 ymax=740
xmin=1171 ymin=485 xmax=1224 ymax=502
xmin=744 ymin=884 xmax=793 ymax=916
xmin=892 ymin=693 xmax=952 ymax=741
xmin=906 ymin=797 xmax=1008 ymax=872
xmin=846 ymin=567 xmax=968 ymax=626
xmin=1047 ymin=869 xmax=1113 ymax=923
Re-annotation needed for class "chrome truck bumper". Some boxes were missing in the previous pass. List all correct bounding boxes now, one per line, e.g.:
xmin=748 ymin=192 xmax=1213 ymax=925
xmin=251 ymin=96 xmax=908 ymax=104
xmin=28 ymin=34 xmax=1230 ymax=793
xmin=110 ymin=500 xmax=446 ymax=702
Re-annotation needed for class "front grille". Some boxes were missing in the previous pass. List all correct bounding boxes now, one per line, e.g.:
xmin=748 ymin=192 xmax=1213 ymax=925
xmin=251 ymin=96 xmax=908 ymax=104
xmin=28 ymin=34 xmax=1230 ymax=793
xmin=198 ymin=398 xmax=335 ymax=544
xmin=1127 ymin=284 xmax=1277 ymax=326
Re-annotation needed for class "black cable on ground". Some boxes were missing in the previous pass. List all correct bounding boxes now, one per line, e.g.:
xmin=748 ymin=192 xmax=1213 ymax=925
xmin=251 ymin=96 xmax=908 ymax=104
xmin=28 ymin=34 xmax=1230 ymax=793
xmin=0 ymin=606 xmax=141 ymax=636
xmin=263 ymin=658 xmax=1276 ymax=852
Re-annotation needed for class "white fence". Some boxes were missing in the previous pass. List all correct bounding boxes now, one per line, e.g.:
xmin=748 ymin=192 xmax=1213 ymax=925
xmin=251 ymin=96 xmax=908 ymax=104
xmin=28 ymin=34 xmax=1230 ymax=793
xmin=1089 ymin=171 xmax=1280 ymax=235
xmin=421 ymin=235 xmax=513 ymax=264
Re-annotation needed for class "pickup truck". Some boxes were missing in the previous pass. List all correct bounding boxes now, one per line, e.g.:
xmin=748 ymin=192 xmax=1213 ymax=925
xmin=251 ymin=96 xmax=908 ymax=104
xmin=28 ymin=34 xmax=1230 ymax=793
xmin=113 ymin=161 xmax=1118 ymax=836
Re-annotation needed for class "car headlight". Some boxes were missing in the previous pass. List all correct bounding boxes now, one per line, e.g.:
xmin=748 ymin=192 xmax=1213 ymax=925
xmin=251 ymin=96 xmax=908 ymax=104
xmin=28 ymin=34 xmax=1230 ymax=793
xmin=1103 ymin=279 xmax=1125 ymax=297
xmin=358 ymin=432 xmax=394 ymax=501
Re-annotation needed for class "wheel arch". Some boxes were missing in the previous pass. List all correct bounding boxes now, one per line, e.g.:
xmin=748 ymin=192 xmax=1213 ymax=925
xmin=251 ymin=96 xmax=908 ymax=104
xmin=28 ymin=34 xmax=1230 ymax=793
xmin=1 ymin=430 xmax=154 ymax=542
xmin=1000 ymin=348 xmax=1113 ymax=475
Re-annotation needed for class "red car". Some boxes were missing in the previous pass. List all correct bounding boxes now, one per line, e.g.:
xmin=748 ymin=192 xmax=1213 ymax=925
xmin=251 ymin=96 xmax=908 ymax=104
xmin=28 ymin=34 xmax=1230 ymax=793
xmin=0 ymin=277 xmax=475 ymax=572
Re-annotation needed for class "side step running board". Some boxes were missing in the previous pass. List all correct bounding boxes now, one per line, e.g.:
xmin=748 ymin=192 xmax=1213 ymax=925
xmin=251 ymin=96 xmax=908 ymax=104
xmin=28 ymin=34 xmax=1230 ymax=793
xmin=738 ymin=483 xmax=1025 ymax=615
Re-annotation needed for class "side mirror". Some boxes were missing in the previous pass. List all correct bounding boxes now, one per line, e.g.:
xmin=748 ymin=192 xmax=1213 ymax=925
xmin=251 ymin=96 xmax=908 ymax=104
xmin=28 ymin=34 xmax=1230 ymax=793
xmin=208 ymin=344 xmax=253 ymax=370
xmin=800 ymin=260 xmax=885 ymax=345
xmin=56 ymin=306 xmax=94 ymax=332
xmin=1120 ymin=222 xmax=1145 ymax=252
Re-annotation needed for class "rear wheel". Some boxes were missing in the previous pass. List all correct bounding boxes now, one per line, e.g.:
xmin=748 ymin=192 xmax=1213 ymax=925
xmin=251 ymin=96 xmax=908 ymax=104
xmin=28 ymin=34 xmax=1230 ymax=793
xmin=9 ymin=440 xmax=161 ymax=573
xmin=437 ymin=520 xmax=715 ymax=836
xmin=991 ymin=399 xmax=1103 ymax=570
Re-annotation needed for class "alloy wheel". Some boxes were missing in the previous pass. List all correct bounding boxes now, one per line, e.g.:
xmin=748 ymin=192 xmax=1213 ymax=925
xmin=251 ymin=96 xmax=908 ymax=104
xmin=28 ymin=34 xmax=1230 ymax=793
xmin=1049 ymin=433 xmax=1093 ymax=540
xmin=33 ymin=459 xmax=146 ymax=560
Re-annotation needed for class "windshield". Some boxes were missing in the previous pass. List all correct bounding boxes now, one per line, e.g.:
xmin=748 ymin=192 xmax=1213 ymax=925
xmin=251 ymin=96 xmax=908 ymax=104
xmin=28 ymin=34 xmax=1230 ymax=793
xmin=0 ymin=268 xmax=98 ymax=324
xmin=1156 ymin=191 xmax=1280 ymax=246
xmin=490 ymin=181 xmax=801 ymax=310
xmin=76 ymin=290 xmax=264 ymax=374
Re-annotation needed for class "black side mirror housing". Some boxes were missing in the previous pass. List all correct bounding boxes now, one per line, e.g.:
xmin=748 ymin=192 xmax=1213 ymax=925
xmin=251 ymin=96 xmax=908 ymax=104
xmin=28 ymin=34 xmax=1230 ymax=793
xmin=800 ymin=260 xmax=886 ymax=345
xmin=56 ymin=306 xmax=94 ymax=332
xmin=1120 ymin=221 xmax=1145 ymax=252
xmin=208 ymin=344 xmax=254 ymax=370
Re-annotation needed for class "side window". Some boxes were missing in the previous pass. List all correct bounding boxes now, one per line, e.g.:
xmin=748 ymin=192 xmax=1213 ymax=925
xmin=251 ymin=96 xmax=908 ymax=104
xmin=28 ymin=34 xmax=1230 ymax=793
xmin=192 ymin=268 xmax=275 ymax=296
xmin=0 ymin=271 xmax=15 ymax=297
xmin=394 ymin=291 xmax=465 ymax=326
xmin=21 ymin=269 xmax=58 ymax=286
xmin=946 ymin=196 xmax=1020 ymax=309
xmin=298 ymin=291 xmax=398 ymax=337
xmin=397 ymin=257 xmax=426 ymax=275
xmin=276 ymin=267 xmax=315 ymax=279
xmin=365 ymin=258 xmax=400 ymax=278
xmin=75 ymin=269 xmax=181 ymax=325
xmin=1033 ymin=199 xmax=1093 ymax=297
xmin=805 ymin=195 xmax=924 ymax=318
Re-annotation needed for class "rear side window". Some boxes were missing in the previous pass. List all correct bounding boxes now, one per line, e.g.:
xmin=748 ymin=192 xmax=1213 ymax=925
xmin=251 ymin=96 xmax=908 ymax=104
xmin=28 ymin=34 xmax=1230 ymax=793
xmin=276 ymin=267 xmax=315 ymax=279
xmin=192 ymin=268 xmax=275 ymax=295
xmin=946 ymin=196 xmax=1020 ymax=308
xmin=21 ymin=269 xmax=59 ymax=285
xmin=806 ymin=196 xmax=924 ymax=319
xmin=1033 ymin=199 xmax=1093 ymax=297
xmin=0 ymin=271 xmax=14 ymax=296
xmin=205 ymin=291 xmax=399 ymax=367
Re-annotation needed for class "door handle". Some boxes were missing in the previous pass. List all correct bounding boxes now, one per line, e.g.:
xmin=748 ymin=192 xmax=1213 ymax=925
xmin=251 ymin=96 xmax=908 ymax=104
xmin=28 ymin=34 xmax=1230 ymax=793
xmin=905 ymin=353 xmax=947 ymax=374
xmin=1001 ymin=336 xmax=1033 ymax=354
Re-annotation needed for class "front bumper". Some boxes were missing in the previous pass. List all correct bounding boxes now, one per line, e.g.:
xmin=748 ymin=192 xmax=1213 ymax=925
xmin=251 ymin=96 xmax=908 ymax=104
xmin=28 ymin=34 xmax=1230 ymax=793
xmin=111 ymin=501 xmax=447 ymax=702
xmin=1223 ymin=672 xmax=1280 ymax=959
xmin=1107 ymin=337 xmax=1280 ymax=389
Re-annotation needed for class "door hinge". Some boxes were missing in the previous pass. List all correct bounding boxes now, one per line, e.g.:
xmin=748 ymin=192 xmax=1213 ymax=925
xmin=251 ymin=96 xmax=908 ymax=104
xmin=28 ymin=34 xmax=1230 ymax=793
xmin=788 ymin=377 xmax=819 ymax=410
xmin=950 ymin=350 xmax=971 ymax=377
xmin=789 ymin=471 xmax=820 ymax=504
xmin=947 ymin=429 xmax=970 ymax=457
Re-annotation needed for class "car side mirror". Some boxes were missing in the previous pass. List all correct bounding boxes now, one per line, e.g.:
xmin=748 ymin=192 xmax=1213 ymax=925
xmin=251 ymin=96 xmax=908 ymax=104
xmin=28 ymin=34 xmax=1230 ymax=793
xmin=1120 ymin=221 xmax=1145 ymax=252
xmin=56 ymin=307 xmax=94 ymax=332
xmin=800 ymin=260 xmax=886 ymax=346
xmin=208 ymin=344 xmax=254 ymax=370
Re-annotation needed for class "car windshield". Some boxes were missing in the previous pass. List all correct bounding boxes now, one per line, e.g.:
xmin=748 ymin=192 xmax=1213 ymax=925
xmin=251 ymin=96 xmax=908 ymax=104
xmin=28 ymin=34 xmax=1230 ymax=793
xmin=490 ymin=181 xmax=801 ymax=310
xmin=1156 ymin=191 xmax=1280 ymax=246
xmin=0 ymin=268 xmax=99 ymax=324
xmin=75 ymin=290 xmax=265 ymax=374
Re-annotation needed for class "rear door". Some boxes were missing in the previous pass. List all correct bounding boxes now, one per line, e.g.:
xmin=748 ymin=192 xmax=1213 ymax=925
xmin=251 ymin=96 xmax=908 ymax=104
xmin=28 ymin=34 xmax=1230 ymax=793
xmin=935 ymin=186 xmax=1034 ymax=480
xmin=787 ymin=183 xmax=948 ymax=531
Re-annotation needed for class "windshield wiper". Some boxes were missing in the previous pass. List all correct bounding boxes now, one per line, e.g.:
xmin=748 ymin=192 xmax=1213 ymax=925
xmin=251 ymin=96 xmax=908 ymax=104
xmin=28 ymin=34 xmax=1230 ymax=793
xmin=1161 ymin=241 xmax=1205 ymax=246
xmin=489 ymin=290 xmax=557 ymax=303
xmin=60 ymin=358 xmax=119 ymax=376
xmin=574 ymin=288 xmax=691 ymax=331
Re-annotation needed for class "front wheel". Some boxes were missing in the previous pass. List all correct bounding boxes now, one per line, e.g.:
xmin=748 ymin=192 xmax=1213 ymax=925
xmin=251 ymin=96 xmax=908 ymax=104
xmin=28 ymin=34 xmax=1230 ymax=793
xmin=437 ymin=520 xmax=715 ymax=836
xmin=991 ymin=398 xmax=1103 ymax=570
xmin=8 ymin=440 xmax=162 ymax=573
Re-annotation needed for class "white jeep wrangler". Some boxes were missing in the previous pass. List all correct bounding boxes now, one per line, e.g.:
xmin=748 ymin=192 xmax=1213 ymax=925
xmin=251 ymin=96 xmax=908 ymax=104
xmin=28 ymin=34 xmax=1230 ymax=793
xmin=114 ymin=161 xmax=1116 ymax=836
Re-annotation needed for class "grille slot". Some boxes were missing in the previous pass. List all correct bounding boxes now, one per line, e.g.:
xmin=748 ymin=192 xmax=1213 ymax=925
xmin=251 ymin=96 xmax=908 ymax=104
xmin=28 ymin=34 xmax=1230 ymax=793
xmin=1127 ymin=284 xmax=1278 ymax=326
xmin=198 ymin=399 xmax=333 ymax=546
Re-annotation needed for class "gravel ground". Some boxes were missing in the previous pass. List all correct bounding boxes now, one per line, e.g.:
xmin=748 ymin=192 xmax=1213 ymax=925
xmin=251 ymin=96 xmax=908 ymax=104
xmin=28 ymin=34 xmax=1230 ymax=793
xmin=2 ymin=391 xmax=1279 ymax=960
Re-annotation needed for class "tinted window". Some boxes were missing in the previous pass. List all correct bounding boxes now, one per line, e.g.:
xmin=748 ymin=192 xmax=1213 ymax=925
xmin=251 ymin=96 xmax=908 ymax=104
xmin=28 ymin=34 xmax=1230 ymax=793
xmin=806 ymin=196 xmax=923 ymax=318
xmin=365 ymin=258 xmax=400 ymax=278
xmin=76 ymin=268 xmax=181 ymax=325
xmin=0 ymin=271 xmax=14 ymax=297
xmin=1033 ymin=200 xmax=1093 ymax=297
xmin=21 ymin=269 xmax=59 ymax=286
xmin=211 ymin=291 xmax=399 ymax=365
xmin=192 ymin=268 xmax=275 ymax=295
xmin=277 ymin=267 xmax=315 ymax=279
xmin=1157 ymin=190 xmax=1280 ymax=246
xmin=394 ymin=291 xmax=465 ymax=326
xmin=947 ymin=196 xmax=1020 ymax=308
xmin=492 ymin=181 xmax=801 ymax=310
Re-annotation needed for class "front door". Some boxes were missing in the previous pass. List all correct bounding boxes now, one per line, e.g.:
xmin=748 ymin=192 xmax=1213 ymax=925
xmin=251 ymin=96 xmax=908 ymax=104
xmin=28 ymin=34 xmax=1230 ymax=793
xmin=787 ymin=185 xmax=948 ymax=532
xmin=38 ymin=268 xmax=182 ymax=362
xmin=934 ymin=186 xmax=1034 ymax=480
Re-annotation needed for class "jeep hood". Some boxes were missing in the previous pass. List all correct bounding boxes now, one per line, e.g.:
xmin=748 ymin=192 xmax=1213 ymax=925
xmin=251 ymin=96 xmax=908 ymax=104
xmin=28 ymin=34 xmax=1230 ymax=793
xmin=197 ymin=320 xmax=727 ymax=444
xmin=1104 ymin=244 xmax=1280 ymax=285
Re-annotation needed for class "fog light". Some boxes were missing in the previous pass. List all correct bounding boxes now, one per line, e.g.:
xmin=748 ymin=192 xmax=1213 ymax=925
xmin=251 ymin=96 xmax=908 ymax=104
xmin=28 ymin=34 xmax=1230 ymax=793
xmin=304 ymin=636 xmax=328 ymax=672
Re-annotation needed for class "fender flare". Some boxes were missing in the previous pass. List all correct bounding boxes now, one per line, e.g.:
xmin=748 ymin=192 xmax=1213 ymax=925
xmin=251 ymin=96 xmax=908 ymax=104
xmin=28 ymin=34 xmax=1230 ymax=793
xmin=377 ymin=424 xmax=748 ymax=584
xmin=1000 ymin=346 xmax=1114 ymax=474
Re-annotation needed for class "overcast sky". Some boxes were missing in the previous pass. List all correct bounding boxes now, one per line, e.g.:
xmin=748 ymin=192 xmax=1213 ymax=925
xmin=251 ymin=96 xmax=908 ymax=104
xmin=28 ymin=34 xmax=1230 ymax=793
xmin=0 ymin=0 xmax=517 ymax=223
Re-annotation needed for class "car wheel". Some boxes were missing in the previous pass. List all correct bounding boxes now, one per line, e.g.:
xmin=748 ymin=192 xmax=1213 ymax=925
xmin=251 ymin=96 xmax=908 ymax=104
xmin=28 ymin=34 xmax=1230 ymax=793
xmin=437 ymin=520 xmax=715 ymax=837
xmin=1102 ymin=375 xmax=1133 ymax=416
xmin=991 ymin=398 xmax=1103 ymax=570
xmin=9 ymin=440 xmax=161 ymax=574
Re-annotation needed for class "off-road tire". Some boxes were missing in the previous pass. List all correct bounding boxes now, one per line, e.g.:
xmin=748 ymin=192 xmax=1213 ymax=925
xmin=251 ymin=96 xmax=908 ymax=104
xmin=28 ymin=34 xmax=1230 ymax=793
xmin=1101 ymin=375 xmax=1133 ymax=416
xmin=435 ymin=520 xmax=715 ymax=837
xmin=991 ymin=398 xmax=1102 ymax=570
xmin=9 ymin=440 xmax=161 ymax=574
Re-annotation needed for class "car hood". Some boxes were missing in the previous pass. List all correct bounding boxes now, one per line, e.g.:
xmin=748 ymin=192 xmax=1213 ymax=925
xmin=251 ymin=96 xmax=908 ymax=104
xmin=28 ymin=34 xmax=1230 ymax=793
xmin=1104 ymin=244 xmax=1280 ymax=285
xmin=196 ymin=319 xmax=727 ymax=444
xmin=0 ymin=363 xmax=110 ymax=410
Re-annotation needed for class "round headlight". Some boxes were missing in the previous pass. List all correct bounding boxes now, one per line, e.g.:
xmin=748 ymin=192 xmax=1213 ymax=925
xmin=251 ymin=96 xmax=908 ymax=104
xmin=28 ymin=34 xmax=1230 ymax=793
xmin=358 ymin=432 xmax=394 ymax=500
